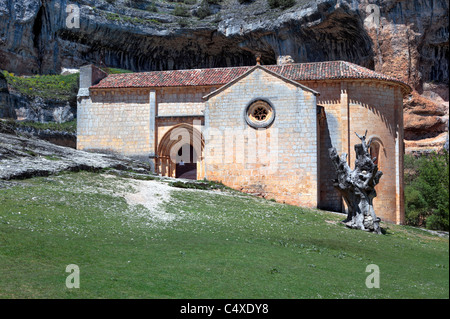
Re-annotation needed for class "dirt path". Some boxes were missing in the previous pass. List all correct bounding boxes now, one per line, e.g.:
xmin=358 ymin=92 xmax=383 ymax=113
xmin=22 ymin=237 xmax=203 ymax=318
xmin=124 ymin=179 xmax=176 ymax=222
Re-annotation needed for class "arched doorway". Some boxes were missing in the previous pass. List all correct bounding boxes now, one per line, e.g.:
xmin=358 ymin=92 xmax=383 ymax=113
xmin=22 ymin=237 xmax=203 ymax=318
xmin=157 ymin=124 xmax=204 ymax=180
xmin=175 ymin=144 xmax=197 ymax=179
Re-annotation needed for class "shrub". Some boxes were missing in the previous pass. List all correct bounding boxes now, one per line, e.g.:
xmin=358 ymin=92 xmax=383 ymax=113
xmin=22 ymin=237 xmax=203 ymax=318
xmin=404 ymin=151 xmax=449 ymax=231
xmin=195 ymin=0 xmax=211 ymax=19
xmin=169 ymin=180 xmax=226 ymax=190
xmin=178 ymin=17 xmax=190 ymax=27
xmin=145 ymin=2 xmax=158 ymax=12
xmin=173 ymin=4 xmax=190 ymax=17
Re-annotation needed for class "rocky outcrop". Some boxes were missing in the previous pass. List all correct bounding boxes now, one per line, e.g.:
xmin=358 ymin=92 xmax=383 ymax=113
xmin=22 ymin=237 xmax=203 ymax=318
xmin=0 ymin=0 xmax=448 ymax=151
xmin=404 ymin=91 xmax=448 ymax=139
xmin=0 ymin=0 xmax=384 ymax=73
xmin=361 ymin=0 xmax=449 ymax=152
xmin=2 ymin=92 xmax=75 ymax=123
xmin=1 ymin=71 xmax=76 ymax=123
xmin=0 ymin=72 xmax=10 ymax=118
xmin=0 ymin=124 xmax=152 ymax=180
xmin=12 ymin=125 xmax=76 ymax=148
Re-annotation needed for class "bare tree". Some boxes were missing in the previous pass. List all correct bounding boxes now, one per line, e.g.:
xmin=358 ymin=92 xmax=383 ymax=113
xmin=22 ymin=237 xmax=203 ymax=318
xmin=329 ymin=131 xmax=383 ymax=234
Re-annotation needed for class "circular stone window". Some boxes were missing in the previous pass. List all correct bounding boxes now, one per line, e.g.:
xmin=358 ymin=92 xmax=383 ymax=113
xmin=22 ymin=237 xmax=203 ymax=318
xmin=245 ymin=99 xmax=275 ymax=128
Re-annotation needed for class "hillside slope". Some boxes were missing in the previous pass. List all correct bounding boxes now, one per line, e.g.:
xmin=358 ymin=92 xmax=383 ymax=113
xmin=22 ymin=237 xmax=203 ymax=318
xmin=0 ymin=126 xmax=448 ymax=298
xmin=0 ymin=169 xmax=448 ymax=298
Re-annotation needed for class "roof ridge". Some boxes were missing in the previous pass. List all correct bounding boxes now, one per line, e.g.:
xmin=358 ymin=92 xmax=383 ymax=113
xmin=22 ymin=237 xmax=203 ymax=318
xmin=106 ymin=61 xmax=351 ymax=77
xmin=131 ymin=64 xmax=253 ymax=76
xmin=91 ymin=60 xmax=412 ymax=95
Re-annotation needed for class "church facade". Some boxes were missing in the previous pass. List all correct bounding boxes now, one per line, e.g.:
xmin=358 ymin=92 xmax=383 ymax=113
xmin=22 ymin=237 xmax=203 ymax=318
xmin=77 ymin=60 xmax=411 ymax=224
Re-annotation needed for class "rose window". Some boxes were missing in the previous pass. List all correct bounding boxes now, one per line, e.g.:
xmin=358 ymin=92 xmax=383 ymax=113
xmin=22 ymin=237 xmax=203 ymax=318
xmin=245 ymin=99 xmax=275 ymax=128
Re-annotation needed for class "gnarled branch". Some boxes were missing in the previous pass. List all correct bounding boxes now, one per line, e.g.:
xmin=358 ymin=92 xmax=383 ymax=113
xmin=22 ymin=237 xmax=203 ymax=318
xmin=329 ymin=131 xmax=383 ymax=234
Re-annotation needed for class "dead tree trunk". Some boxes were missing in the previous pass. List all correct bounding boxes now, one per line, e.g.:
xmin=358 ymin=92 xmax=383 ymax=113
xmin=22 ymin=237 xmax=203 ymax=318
xmin=329 ymin=131 xmax=383 ymax=234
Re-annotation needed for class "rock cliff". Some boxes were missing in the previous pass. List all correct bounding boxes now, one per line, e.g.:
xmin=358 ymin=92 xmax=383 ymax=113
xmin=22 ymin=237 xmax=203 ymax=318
xmin=0 ymin=0 xmax=448 ymax=151
xmin=0 ymin=120 xmax=151 ymax=180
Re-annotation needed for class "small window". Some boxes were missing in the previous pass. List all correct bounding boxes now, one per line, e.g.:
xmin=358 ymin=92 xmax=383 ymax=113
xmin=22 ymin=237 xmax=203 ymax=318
xmin=245 ymin=99 xmax=275 ymax=128
xmin=370 ymin=142 xmax=380 ymax=165
xmin=252 ymin=106 xmax=269 ymax=121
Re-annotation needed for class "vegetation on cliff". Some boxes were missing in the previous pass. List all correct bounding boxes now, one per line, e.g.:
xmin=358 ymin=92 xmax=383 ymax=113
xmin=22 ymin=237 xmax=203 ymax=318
xmin=1 ymin=71 xmax=79 ymax=102
xmin=100 ymin=67 xmax=134 ymax=75
xmin=2 ymin=118 xmax=77 ymax=134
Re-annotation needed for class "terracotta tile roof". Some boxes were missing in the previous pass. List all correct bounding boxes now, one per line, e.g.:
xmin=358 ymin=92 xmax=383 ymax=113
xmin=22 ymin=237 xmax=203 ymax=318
xmin=91 ymin=61 xmax=411 ymax=92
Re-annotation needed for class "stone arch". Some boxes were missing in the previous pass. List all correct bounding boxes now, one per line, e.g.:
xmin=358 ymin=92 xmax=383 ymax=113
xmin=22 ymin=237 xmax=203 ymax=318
xmin=156 ymin=123 xmax=204 ymax=179
xmin=368 ymin=135 xmax=385 ymax=168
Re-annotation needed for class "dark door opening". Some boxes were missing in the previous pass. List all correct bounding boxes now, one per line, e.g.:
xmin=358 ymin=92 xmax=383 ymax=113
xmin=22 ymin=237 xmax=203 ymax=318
xmin=175 ymin=144 xmax=197 ymax=180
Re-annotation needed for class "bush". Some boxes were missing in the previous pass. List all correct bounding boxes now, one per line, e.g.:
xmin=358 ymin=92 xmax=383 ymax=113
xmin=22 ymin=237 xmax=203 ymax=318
xmin=404 ymin=151 xmax=449 ymax=231
xmin=173 ymin=4 xmax=190 ymax=17
xmin=267 ymin=0 xmax=295 ymax=9
xmin=195 ymin=0 xmax=211 ymax=19
xmin=169 ymin=180 xmax=227 ymax=190
xmin=178 ymin=17 xmax=190 ymax=27
xmin=145 ymin=2 xmax=158 ymax=12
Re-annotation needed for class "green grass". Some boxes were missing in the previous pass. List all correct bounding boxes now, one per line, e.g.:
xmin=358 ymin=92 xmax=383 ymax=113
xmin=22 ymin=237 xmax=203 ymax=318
xmin=0 ymin=171 xmax=448 ymax=298
xmin=1 ymin=71 xmax=79 ymax=102
xmin=3 ymin=119 xmax=77 ymax=134
xmin=101 ymin=67 xmax=134 ymax=75
xmin=102 ymin=10 xmax=165 ymax=25
xmin=43 ymin=155 xmax=63 ymax=161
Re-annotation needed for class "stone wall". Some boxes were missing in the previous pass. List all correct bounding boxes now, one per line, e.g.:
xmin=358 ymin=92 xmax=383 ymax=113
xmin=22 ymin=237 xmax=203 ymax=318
xmin=157 ymin=87 xmax=210 ymax=117
xmin=205 ymin=68 xmax=319 ymax=208
xmin=300 ymin=79 xmax=404 ymax=224
xmin=77 ymin=89 xmax=151 ymax=161
xmin=317 ymin=80 xmax=404 ymax=224
xmin=304 ymin=81 xmax=343 ymax=212
xmin=347 ymin=82 xmax=404 ymax=224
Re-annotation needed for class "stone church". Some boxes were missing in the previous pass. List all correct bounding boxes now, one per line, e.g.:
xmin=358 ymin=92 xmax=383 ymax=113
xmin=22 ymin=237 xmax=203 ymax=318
xmin=77 ymin=59 xmax=411 ymax=224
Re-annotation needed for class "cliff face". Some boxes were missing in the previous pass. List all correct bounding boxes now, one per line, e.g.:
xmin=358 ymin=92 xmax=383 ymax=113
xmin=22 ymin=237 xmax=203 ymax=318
xmin=0 ymin=0 xmax=378 ymax=73
xmin=361 ymin=0 xmax=448 ymax=152
xmin=0 ymin=0 xmax=448 ymax=150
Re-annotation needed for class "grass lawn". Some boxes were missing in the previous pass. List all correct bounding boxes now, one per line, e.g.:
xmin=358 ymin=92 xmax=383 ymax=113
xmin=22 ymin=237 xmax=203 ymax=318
xmin=0 ymin=171 xmax=448 ymax=299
